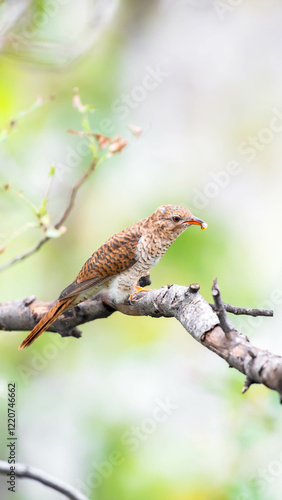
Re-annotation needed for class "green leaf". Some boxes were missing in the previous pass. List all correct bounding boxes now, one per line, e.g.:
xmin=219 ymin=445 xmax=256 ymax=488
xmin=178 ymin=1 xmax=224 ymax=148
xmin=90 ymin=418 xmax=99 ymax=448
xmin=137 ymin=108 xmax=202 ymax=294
xmin=82 ymin=117 xmax=91 ymax=132
xmin=37 ymin=205 xmax=48 ymax=217
xmin=89 ymin=143 xmax=98 ymax=159
xmin=86 ymin=104 xmax=96 ymax=112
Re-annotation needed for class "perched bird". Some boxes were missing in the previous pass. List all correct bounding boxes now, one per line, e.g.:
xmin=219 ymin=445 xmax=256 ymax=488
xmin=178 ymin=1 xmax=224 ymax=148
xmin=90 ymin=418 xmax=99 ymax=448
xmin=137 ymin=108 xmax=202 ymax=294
xmin=19 ymin=205 xmax=207 ymax=349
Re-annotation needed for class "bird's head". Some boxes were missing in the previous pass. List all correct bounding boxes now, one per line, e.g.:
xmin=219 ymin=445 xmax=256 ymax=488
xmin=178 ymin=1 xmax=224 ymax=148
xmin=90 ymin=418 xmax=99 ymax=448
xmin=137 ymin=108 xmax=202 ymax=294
xmin=147 ymin=204 xmax=207 ymax=240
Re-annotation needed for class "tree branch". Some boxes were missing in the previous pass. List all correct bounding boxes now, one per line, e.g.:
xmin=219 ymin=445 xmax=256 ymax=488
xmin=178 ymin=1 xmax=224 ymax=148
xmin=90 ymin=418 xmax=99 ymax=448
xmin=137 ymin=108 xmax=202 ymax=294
xmin=0 ymin=460 xmax=89 ymax=500
xmin=54 ymin=158 xmax=97 ymax=230
xmin=0 ymin=237 xmax=49 ymax=272
xmin=0 ymin=158 xmax=97 ymax=273
xmin=0 ymin=279 xmax=280 ymax=401
xmin=0 ymin=294 xmax=114 ymax=339
xmin=209 ymin=302 xmax=273 ymax=317
xmin=211 ymin=278 xmax=234 ymax=335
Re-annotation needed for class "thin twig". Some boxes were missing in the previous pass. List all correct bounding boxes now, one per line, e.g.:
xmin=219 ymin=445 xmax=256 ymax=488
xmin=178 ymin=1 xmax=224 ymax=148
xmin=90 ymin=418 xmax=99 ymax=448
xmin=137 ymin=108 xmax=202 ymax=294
xmin=0 ymin=159 xmax=97 ymax=273
xmin=54 ymin=158 xmax=97 ymax=229
xmin=0 ymin=237 xmax=49 ymax=272
xmin=211 ymin=278 xmax=234 ymax=335
xmin=215 ymin=303 xmax=273 ymax=317
xmin=0 ymin=460 xmax=89 ymax=500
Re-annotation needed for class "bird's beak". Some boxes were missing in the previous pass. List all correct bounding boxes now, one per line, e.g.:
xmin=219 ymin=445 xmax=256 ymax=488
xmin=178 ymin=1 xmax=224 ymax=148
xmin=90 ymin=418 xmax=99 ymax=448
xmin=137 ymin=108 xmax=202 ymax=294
xmin=183 ymin=215 xmax=208 ymax=231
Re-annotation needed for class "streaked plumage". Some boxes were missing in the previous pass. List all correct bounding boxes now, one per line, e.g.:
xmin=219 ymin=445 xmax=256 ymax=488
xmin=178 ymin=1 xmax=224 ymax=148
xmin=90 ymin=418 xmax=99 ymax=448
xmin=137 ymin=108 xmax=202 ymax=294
xmin=19 ymin=204 xmax=206 ymax=349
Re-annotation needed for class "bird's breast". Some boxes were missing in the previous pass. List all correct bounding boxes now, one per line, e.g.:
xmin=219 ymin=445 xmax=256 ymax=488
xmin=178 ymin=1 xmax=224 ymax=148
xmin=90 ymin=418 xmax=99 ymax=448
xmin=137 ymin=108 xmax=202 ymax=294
xmin=107 ymin=236 xmax=168 ymax=304
xmin=137 ymin=233 xmax=167 ymax=264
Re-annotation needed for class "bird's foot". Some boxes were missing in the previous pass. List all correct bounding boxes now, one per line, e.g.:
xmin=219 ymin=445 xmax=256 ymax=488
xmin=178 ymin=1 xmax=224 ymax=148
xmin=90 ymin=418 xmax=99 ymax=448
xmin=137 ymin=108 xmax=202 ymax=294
xmin=129 ymin=285 xmax=151 ymax=301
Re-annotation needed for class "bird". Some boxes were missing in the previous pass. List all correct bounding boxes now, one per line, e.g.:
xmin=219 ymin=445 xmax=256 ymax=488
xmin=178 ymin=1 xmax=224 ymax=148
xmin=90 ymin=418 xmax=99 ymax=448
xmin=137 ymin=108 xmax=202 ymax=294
xmin=19 ymin=204 xmax=207 ymax=349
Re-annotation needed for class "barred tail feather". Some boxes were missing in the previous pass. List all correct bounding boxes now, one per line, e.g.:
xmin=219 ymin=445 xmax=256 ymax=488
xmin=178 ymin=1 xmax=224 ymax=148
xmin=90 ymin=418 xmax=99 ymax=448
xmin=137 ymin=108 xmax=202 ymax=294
xmin=19 ymin=297 xmax=74 ymax=350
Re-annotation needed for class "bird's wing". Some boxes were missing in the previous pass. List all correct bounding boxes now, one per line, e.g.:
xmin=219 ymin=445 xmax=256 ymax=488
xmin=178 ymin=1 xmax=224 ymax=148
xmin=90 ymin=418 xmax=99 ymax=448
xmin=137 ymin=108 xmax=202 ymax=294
xmin=59 ymin=225 xmax=142 ymax=300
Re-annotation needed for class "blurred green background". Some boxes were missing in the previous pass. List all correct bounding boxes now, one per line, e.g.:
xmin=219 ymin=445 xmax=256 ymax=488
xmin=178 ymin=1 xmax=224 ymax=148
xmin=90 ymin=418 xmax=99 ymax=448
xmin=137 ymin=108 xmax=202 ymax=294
xmin=1 ymin=0 xmax=282 ymax=499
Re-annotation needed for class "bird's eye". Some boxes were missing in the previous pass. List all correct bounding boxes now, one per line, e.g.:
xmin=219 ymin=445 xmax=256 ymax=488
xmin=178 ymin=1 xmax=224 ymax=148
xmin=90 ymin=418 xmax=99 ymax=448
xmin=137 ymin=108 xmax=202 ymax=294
xmin=172 ymin=216 xmax=181 ymax=223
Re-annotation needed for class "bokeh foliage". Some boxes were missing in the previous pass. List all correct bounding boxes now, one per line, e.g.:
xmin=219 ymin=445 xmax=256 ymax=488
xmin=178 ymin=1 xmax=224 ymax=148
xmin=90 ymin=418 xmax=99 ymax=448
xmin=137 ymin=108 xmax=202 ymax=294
xmin=1 ymin=1 xmax=282 ymax=499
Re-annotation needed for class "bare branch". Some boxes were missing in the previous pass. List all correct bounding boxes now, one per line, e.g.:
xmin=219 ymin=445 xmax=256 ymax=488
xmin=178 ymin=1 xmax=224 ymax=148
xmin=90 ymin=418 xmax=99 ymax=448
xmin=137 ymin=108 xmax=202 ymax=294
xmin=119 ymin=286 xmax=282 ymax=402
xmin=54 ymin=158 xmax=97 ymax=229
xmin=210 ymin=302 xmax=274 ymax=317
xmin=0 ymin=237 xmax=49 ymax=272
xmin=211 ymin=278 xmax=234 ymax=335
xmin=1 ymin=279 xmax=281 ymax=401
xmin=0 ymin=460 xmax=89 ymax=500
xmin=0 ymin=294 xmax=114 ymax=339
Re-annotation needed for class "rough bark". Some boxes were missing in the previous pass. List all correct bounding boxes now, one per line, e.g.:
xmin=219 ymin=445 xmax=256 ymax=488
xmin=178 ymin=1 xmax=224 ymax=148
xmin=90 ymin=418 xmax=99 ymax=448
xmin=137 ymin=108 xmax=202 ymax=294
xmin=1 ymin=281 xmax=280 ymax=402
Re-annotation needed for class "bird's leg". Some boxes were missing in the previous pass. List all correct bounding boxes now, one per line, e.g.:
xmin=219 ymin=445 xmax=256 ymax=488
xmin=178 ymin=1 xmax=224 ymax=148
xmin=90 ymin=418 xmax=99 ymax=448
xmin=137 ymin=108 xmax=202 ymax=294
xmin=129 ymin=284 xmax=151 ymax=301
xmin=129 ymin=273 xmax=152 ymax=301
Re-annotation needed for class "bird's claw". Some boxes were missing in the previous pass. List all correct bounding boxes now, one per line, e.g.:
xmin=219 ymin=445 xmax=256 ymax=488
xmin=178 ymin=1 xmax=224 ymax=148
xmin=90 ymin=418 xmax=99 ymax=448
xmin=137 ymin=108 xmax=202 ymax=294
xmin=129 ymin=286 xmax=151 ymax=301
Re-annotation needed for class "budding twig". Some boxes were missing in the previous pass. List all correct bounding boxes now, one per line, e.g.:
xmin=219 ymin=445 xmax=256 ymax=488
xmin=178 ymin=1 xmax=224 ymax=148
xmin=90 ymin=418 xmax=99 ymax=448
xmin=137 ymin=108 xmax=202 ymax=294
xmin=0 ymin=159 xmax=97 ymax=273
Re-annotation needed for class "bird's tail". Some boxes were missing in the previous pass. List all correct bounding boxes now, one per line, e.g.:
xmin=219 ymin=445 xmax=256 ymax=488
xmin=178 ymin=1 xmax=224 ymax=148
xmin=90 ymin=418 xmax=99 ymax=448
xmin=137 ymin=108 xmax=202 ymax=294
xmin=19 ymin=297 xmax=74 ymax=350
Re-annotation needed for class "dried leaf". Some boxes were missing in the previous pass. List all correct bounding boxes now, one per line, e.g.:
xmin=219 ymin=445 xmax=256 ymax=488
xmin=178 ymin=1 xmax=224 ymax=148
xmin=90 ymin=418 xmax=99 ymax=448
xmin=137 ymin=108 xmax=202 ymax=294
xmin=109 ymin=136 xmax=127 ymax=154
xmin=128 ymin=124 xmax=142 ymax=137
xmin=95 ymin=134 xmax=111 ymax=149
xmin=72 ymin=88 xmax=87 ymax=113
xmin=67 ymin=129 xmax=88 ymax=137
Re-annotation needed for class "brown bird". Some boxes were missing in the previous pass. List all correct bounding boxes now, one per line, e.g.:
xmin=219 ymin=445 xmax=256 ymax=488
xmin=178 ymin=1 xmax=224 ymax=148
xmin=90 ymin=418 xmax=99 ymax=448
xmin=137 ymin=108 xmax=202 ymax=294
xmin=19 ymin=204 xmax=207 ymax=349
